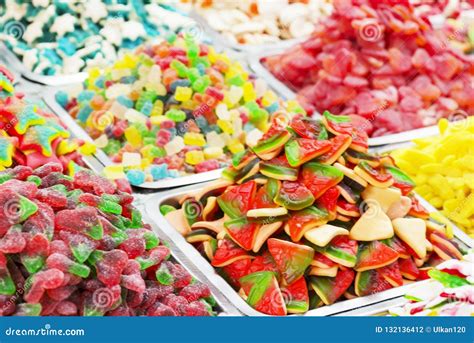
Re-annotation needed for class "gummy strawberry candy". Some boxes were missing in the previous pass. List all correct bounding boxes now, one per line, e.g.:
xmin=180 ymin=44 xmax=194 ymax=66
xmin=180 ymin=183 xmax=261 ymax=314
xmin=55 ymin=300 xmax=78 ymax=316
xmin=36 ymin=188 xmax=68 ymax=209
xmin=24 ymin=268 xmax=64 ymax=303
xmin=179 ymin=283 xmax=211 ymax=303
xmin=20 ymin=233 xmax=49 ymax=273
xmin=13 ymin=303 xmax=42 ymax=316
xmin=0 ymin=252 xmax=15 ymax=295
xmin=135 ymin=245 xmax=169 ymax=270
xmin=0 ymin=230 xmax=26 ymax=254
xmin=56 ymin=206 xmax=103 ymax=240
xmin=59 ymin=230 xmax=98 ymax=263
xmin=40 ymin=172 xmax=74 ymax=190
xmin=184 ymin=301 xmax=210 ymax=316
xmin=23 ymin=202 xmax=55 ymax=240
xmin=47 ymin=285 xmax=77 ymax=302
xmin=119 ymin=237 xmax=146 ymax=259
xmin=33 ymin=162 xmax=63 ymax=178
xmin=147 ymin=302 xmax=177 ymax=316
xmin=78 ymin=193 xmax=122 ymax=215
xmin=74 ymin=170 xmax=115 ymax=195
xmin=162 ymin=294 xmax=188 ymax=315
xmin=170 ymin=262 xmax=193 ymax=289
xmin=0 ymin=189 xmax=38 ymax=235
xmin=83 ymin=285 xmax=121 ymax=316
xmin=0 ymin=179 xmax=38 ymax=198
xmin=0 ymin=295 xmax=16 ymax=315
xmin=121 ymin=260 xmax=146 ymax=294
xmin=155 ymin=262 xmax=174 ymax=286
xmin=126 ymin=228 xmax=159 ymax=250
xmin=90 ymin=249 xmax=128 ymax=287
xmin=46 ymin=253 xmax=90 ymax=278
xmin=106 ymin=304 xmax=134 ymax=316
xmin=49 ymin=240 xmax=72 ymax=258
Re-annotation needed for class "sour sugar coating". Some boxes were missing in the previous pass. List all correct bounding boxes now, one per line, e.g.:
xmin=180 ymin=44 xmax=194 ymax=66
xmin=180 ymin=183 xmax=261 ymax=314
xmin=165 ymin=112 xmax=466 ymax=315
xmin=0 ymin=1 xmax=194 ymax=76
xmin=264 ymin=0 xmax=474 ymax=137
xmin=0 ymin=162 xmax=217 ymax=316
xmin=61 ymin=35 xmax=304 ymax=185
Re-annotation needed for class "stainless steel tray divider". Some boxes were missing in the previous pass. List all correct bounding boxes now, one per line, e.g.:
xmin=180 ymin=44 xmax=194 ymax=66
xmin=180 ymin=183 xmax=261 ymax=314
xmin=144 ymin=182 xmax=472 ymax=316
xmin=43 ymin=88 xmax=226 ymax=190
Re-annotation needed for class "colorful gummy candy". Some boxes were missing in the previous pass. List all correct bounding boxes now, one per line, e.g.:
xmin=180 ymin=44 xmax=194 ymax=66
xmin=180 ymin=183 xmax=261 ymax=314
xmin=264 ymin=0 xmax=474 ymax=137
xmin=162 ymin=111 xmax=467 ymax=315
xmin=391 ymin=118 xmax=474 ymax=237
xmin=180 ymin=0 xmax=333 ymax=46
xmin=60 ymin=35 xmax=304 ymax=186
xmin=0 ymin=162 xmax=216 ymax=316
xmin=0 ymin=65 xmax=93 ymax=173
xmin=388 ymin=251 xmax=473 ymax=316
xmin=0 ymin=0 xmax=194 ymax=76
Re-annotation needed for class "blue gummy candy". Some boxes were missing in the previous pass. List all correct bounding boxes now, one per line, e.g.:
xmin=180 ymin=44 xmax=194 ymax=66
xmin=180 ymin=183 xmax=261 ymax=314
xmin=77 ymin=90 xmax=95 ymax=103
xmin=141 ymin=101 xmax=152 ymax=116
xmin=150 ymin=164 xmax=168 ymax=181
xmin=58 ymin=37 xmax=76 ymax=56
xmin=126 ymin=169 xmax=146 ymax=186
xmin=170 ymin=79 xmax=191 ymax=93
xmin=196 ymin=63 xmax=206 ymax=76
xmin=167 ymin=169 xmax=180 ymax=178
xmin=55 ymin=91 xmax=69 ymax=108
xmin=77 ymin=104 xmax=93 ymax=123
xmin=117 ymin=96 xmax=134 ymax=108
xmin=266 ymin=102 xmax=279 ymax=114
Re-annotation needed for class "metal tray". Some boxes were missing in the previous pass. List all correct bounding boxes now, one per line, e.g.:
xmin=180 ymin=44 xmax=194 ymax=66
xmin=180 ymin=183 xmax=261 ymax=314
xmin=248 ymin=50 xmax=447 ymax=147
xmin=136 ymin=201 xmax=239 ymax=316
xmin=144 ymin=182 xmax=472 ymax=316
xmin=43 ymin=88 xmax=226 ymax=190
xmin=187 ymin=9 xmax=308 ymax=54
xmin=0 ymin=42 xmax=87 ymax=86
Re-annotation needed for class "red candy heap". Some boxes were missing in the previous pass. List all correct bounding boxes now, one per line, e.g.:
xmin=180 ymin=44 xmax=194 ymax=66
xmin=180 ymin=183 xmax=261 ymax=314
xmin=0 ymin=163 xmax=216 ymax=316
xmin=265 ymin=0 xmax=474 ymax=137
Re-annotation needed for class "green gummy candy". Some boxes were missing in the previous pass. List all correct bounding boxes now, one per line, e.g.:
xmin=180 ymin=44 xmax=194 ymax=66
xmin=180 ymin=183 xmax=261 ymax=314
xmin=69 ymin=262 xmax=91 ymax=278
xmin=73 ymin=243 xmax=96 ymax=264
xmin=428 ymin=269 xmax=469 ymax=288
xmin=155 ymin=264 xmax=173 ymax=285
xmin=15 ymin=303 xmax=42 ymax=316
xmin=160 ymin=204 xmax=176 ymax=216
xmin=26 ymin=175 xmax=42 ymax=186
xmin=143 ymin=232 xmax=159 ymax=249
xmin=21 ymin=255 xmax=45 ymax=274
xmin=18 ymin=195 xmax=39 ymax=222
xmin=0 ymin=272 xmax=16 ymax=295
xmin=165 ymin=109 xmax=186 ymax=123
xmin=129 ymin=209 xmax=142 ymax=228
xmin=98 ymin=199 xmax=122 ymax=215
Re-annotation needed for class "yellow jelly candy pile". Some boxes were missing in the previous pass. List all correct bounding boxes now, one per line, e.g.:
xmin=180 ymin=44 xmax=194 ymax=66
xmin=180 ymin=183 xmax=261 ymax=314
xmin=392 ymin=118 xmax=474 ymax=236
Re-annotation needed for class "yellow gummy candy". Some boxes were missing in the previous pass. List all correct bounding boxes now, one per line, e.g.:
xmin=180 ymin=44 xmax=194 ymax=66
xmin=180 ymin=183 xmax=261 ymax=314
xmin=228 ymin=139 xmax=244 ymax=154
xmin=204 ymin=147 xmax=224 ymax=160
xmin=175 ymin=87 xmax=193 ymax=102
xmin=124 ymin=126 xmax=142 ymax=148
xmin=103 ymin=165 xmax=126 ymax=180
xmin=79 ymin=142 xmax=96 ymax=155
xmin=185 ymin=151 xmax=205 ymax=165
xmin=183 ymin=132 xmax=206 ymax=147
xmin=217 ymin=119 xmax=234 ymax=135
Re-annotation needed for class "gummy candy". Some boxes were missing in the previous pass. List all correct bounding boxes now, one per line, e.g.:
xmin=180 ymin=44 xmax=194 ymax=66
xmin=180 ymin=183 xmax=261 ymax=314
xmin=168 ymin=114 xmax=464 ymax=315
xmin=63 ymin=37 xmax=303 ymax=185
xmin=264 ymin=1 xmax=473 ymax=136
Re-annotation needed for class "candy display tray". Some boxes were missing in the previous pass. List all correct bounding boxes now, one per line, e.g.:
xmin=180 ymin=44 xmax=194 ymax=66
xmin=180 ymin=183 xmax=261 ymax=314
xmin=144 ymin=182 xmax=473 ymax=316
xmin=0 ymin=42 xmax=87 ymax=87
xmin=248 ymin=50 xmax=444 ymax=147
xmin=43 ymin=88 xmax=226 ymax=190
xmin=188 ymin=10 xmax=308 ymax=55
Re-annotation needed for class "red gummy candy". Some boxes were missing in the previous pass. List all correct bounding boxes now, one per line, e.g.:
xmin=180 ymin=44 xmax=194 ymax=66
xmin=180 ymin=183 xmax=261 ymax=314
xmin=0 ymin=179 xmax=37 ymax=198
xmin=95 ymin=249 xmax=128 ymax=287
xmin=36 ymin=188 xmax=68 ymax=209
xmin=184 ymin=301 xmax=210 ymax=316
xmin=162 ymin=294 xmax=188 ymax=315
xmin=146 ymin=302 xmax=177 ymax=316
xmin=0 ymin=231 xmax=26 ymax=254
xmin=179 ymin=283 xmax=211 ymax=302
xmin=55 ymin=206 xmax=102 ymax=240
xmin=24 ymin=268 xmax=65 ymax=303
xmin=74 ymin=171 xmax=115 ymax=195
xmin=33 ymin=162 xmax=63 ymax=178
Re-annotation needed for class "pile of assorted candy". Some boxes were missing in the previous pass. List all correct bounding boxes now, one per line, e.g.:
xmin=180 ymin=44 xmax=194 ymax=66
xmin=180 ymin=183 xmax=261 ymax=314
xmin=388 ymin=252 xmax=473 ymax=316
xmin=391 ymin=118 xmax=474 ymax=237
xmin=0 ymin=66 xmax=93 ymax=172
xmin=181 ymin=0 xmax=333 ymax=46
xmin=0 ymin=0 xmax=193 ymax=75
xmin=60 ymin=35 xmax=304 ymax=186
xmin=0 ymin=162 xmax=216 ymax=316
xmin=264 ymin=0 xmax=474 ymax=137
xmin=162 ymin=112 xmax=466 ymax=315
